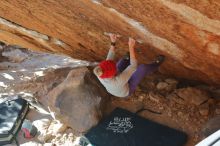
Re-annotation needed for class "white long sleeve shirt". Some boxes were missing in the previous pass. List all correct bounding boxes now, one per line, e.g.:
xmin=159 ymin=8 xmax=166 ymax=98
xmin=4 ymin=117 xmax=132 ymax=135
xmin=94 ymin=48 xmax=137 ymax=97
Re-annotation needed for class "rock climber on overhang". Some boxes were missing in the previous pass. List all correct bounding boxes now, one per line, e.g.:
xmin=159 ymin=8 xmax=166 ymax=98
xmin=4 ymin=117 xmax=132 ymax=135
xmin=93 ymin=33 xmax=165 ymax=97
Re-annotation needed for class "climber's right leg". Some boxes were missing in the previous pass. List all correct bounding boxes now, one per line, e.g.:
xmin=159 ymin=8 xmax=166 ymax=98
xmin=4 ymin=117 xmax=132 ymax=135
xmin=128 ymin=55 xmax=165 ymax=95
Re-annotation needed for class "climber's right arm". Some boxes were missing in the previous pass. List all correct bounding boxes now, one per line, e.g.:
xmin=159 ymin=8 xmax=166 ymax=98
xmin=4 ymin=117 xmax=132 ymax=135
xmin=115 ymin=37 xmax=138 ymax=84
xmin=128 ymin=37 xmax=136 ymax=62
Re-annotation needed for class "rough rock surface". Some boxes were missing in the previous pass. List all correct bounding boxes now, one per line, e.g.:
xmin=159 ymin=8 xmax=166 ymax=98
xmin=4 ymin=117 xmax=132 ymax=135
xmin=0 ymin=1 xmax=220 ymax=85
xmin=47 ymin=67 xmax=110 ymax=132
xmin=202 ymin=116 xmax=220 ymax=137
xmin=175 ymin=87 xmax=210 ymax=105
xmin=156 ymin=82 xmax=169 ymax=91
xmin=156 ymin=79 xmax=177 ymax=94
xmin=199 ymin=103 xmax=209 ymax=116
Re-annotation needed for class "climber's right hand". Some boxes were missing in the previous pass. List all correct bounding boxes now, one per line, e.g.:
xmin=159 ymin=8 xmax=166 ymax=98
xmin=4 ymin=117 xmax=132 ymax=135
xmin=128 ymin=37 xmax=136 ymax=49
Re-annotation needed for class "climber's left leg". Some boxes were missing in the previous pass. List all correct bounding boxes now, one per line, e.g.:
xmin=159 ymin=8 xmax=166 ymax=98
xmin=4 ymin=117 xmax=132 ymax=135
xmin=116 ymin=58 xmax=130 ymax=73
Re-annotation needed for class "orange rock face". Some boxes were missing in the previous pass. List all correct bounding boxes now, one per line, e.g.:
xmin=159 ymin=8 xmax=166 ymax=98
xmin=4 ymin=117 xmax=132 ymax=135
xmin=0 ymin=0 xmax=220 ymax=85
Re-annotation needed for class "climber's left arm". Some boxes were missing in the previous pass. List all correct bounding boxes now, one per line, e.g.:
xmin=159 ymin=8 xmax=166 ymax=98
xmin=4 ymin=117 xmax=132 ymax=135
xmin=106 ymin=33 xmax=118 ymax=60
xmin=106 ymin=45 xmax=115 ymax=60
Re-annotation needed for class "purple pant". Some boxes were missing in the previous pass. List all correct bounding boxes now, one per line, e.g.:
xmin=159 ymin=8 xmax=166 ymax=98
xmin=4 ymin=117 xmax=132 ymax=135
xmin=116 ymin=58 xmax=160 ymax=96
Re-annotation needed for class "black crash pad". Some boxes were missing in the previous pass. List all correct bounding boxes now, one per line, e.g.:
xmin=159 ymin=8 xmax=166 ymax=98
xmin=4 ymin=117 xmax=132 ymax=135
xmin=85 ymin=108 xmax=187 ymax=146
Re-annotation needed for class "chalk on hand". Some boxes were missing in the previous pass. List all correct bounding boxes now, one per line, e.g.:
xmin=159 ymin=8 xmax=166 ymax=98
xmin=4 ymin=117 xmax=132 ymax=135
xmin=104 ymin=32 xmax=143 ymax=44
xmin=104 ymin=32 xmax=121 ymax=37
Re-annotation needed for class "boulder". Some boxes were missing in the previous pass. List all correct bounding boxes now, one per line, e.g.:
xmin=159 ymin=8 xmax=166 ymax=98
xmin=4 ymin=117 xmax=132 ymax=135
xmin=166 ymin=93 xmax=185 ymax=105
xmin=199 ymin=103 xmax=209 ymax=116
xmin=47 ymin=67 xmax=110 ymax=132
xmin=215 ymin=103 xmax=220 ymax=115
xmin=165 ymin=78 xmax=178 ymax=86
xmin=201 ymin=116 xmax=220 ymax=137
xmin=156 ymin=82 xmax=169 ymax=91
xmin=148 ymin=91 xmax=163 ymax=103
xmin=156 ymin=79 xmax=178 ymax=94
xmin=215 ymin=108 xmax=220 ymax=115
xmin=175 ymin=87 xmax=210 ymax=106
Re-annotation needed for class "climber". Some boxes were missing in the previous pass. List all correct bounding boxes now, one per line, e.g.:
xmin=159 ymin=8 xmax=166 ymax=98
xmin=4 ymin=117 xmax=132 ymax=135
xmin=93 ymin=33 xmax=165 ymax=97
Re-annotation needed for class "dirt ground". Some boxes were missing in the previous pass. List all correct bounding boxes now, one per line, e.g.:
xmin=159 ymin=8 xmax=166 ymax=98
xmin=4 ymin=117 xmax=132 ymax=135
xmin=6 ymin=68 xmax=220 ymax=146
xmin=107 ymin=73 xmax=220 ymax=146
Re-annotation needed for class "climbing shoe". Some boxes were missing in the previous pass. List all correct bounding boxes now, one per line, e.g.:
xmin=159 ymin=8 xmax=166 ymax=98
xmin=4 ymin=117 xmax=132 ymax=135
xmin=123 ymin=52 xmax=130 ymax=60
xmin=152 ymin=55 xmax=165 ymax=65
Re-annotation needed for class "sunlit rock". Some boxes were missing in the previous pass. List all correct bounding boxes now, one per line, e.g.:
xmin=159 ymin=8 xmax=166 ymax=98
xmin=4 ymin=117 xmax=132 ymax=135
xmin=0 ymin=0 xmax=219 ymax=85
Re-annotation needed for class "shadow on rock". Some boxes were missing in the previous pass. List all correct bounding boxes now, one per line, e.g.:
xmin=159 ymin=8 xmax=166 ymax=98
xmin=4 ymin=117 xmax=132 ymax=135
xmin=47 ymin=67 xmax=110 ymax=132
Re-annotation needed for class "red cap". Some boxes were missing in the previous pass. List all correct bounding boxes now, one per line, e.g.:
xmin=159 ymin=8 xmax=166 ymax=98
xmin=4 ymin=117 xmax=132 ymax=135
xmin=99 ymin=60 xmax=117 ymax=79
